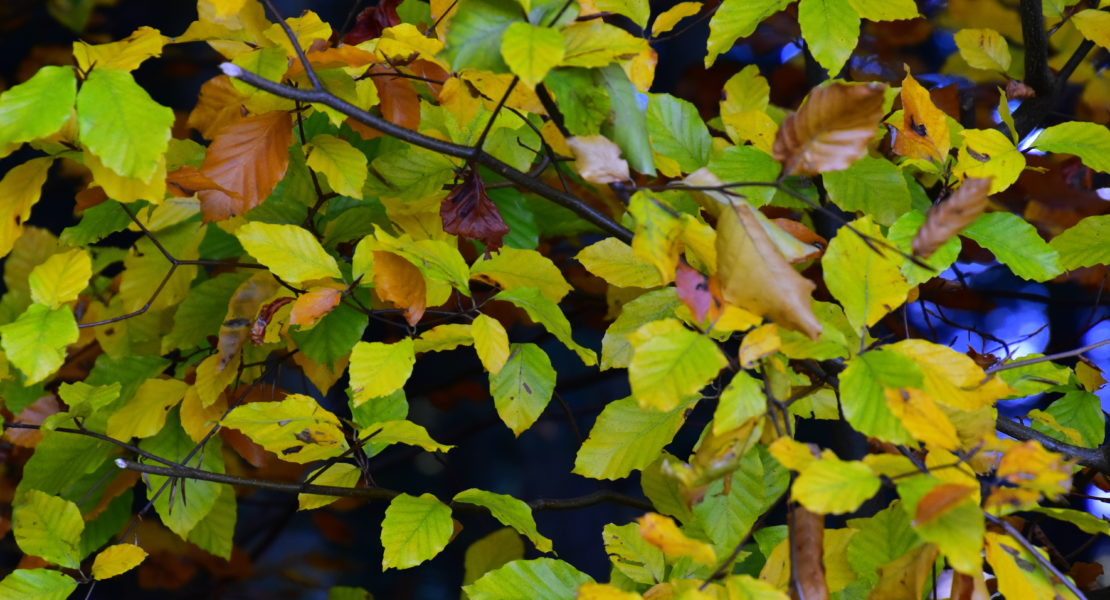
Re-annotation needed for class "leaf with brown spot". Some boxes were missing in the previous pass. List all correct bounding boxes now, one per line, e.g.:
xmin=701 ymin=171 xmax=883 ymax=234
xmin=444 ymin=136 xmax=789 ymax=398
xmin=220 ymin=273 xmax=281 ymax=363
xmin=771 ymin=82 xmax=886 ymax=176
xmin=250 ymin=296 xmax=294 ymax=346
xmin=373 ymin=251 xmax=426 ymax=326
xmin=441 ymin=166 xmax=509 ymax=253
xmin=717 ymin=202 xmax=821 ymax=340
xmin=912 ymin=177 xmax=991 ymax=258
xmin=342 ymin=0 xmax=403 ymax=44
xmin=789 ymin=505 xmax=828 ymax=600
xmin=914 ymin=483 xmax=976 ymax=526
xmin=894 ymin=73 xmax=951 ymax=162
xmin=290 ymin=287 xmax=342 ymax=327
xmin=198 ymin=110 xmax=292 ymax=222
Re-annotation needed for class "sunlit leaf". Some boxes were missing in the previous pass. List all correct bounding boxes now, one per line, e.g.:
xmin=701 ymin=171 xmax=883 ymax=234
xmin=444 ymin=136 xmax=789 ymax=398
xmin=373 ymin=251 xmax=427 ymax=326
xmin=823 ymin=216 xmax=911 ymax=329
xmin=0 ymin=569 xmax=77 ymax=600
xmin=1071 ymin=9 xmax=1110 ymax=51
xmin=454 ymin=489 xmax=552 ymax=553
xmin=495 ymin=287 xmax=597 ymax=365
xmin=305 ymin=134 xmax=367 ymax=199
xmin=463 ymin=528 xmax=525 ymax=586
xmin=299 ymin=463 xmax=362 ymax=511
xmin=106 ymin=378 xmax=189 ymax=440
xmin=381 ymin=493 xmax=453 ymax=570
xmin=637 ymin=513 xmax=716 ymax=566
xmin=793 ymin=454 xmax=880 ymax=514
xmin=896 ymin=475 xmax=983 ymax=574
xmin=223 ymin=393 xmax=348 ymax=463
xmin=77 ymin=69 xmax=172 ymax=182
xmin=500 ymin=23 xmax=563 ymax=88
xmin=0 ymin=304 xmax=78 ymax=385
xmin=893 ymin=72 xmax=950 ymax=162
xmin=652 ymin=2 xmax=701 ymax=36
xmin=472 ymin=314 xmax=510 ymax=375
xmin=1051 ymin=215 xmax=1110 ymax=270
xmin=28 ymin=249 xmax=91 ymax=309
xmin=13 ymin=489 xmax=84 ymax=568
xmin=823 ymin=156 xmax=911 ymax=226
xmin=706 ymin=0 xmax=791 ymax=66
xmin=91 ymin=543 xmax=148 ymax=580
xmin=962 ymin=212 xmax=1061 ymax=281
xmin=350 ymin=339 xmax=416 ymax=406
xmin=235 ymin=222 xmax=342 ymax=284
xmin=0 ymin=66 xmax=75 ymax=149
xmin=74 ymin=26 xmax=165 ymax=72
xmin=290 ymin=287 xmax=342 ymax=328
xmin=798 ymin=0 xmax=859 ymax=77
xmin=471 ymin=247 xmax=572 ymax=303
xmin=0 ymin=157 xmax=54 ymax=259
xmin=954 ymin=129 xmax=1024 ymax=193
xmin=362 ymin=419 xmax=453 ymax=453
xmin=574 ymin=395 xmax=694 ymax=480
xmin=1032 ymin=121 xmax=1110 ymax=174
xmin=954 ymin=28 xmax=1011 ymax=71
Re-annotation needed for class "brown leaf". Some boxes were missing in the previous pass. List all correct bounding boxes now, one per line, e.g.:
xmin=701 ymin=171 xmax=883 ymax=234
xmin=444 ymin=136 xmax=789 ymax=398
xmin=289 ymin=287 xmax=342 ymax=327
xmin=220 ymin=274 xmax=281 ymax=364
xmin=789 ymin=505 xmax=828 ymax=600
xmin=1005 ymin=79 xmax=1036 ymax=100
xmin=187 ymin=75 xmax=247 ymax=140
xmin=717 ymin=203 xmax=821 ymax=339
xmin=250 ymin=296 xmax=294 ymax=346
xmin=4 ymin=395 xmax=61 ymax=447
xmin=166 ymin=165 xmax=235 ymax=198
xmin=441 ymin=166 xmax=509 ymax=253
xmin=371 ymin=65 xmax=420 ymax=132
xmin=948 ymin=571 xmax=990 ymax=600
xmin=772 ymin=82 xmax=886 ymax=176
xmin=373 ymin=251 xmax=426 ymax=326
xmin=771 ymin=218 xmax=826 ymax=262
xmin=198 ymin=110 xmax=292 ymax=222
xmin=566 ymin=135 xmax=631 ymax=184
xmin=675 ymin=261 xmax=723 ymax=323
xmin=342 ymin=0 xmax=403 ymax=45
xmin=912 ymin=177 xmax=992 ymax=258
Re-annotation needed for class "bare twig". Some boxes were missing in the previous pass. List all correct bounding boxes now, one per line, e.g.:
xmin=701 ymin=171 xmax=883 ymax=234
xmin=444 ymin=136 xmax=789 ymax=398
xmin=985 ymin=513 xmax=1087 ymax=599
xmin=985 ymin=337 xmax=1110 ymax=374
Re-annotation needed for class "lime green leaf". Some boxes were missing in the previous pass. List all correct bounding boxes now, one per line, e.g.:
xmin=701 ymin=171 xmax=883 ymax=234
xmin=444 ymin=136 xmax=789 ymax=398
xmin=76 ymin=68 xmax=172 ymax=181
xmin=350 ymin=339 xmax=416 ymax=406
xmin=602 ymin=288 xmax=681 ymax=370
xmin=576 ymin=238 xmax=663 ymax=289
xmin=471 ymin=247 xmax=572 ymax=303
xmin=223 ymin=394 xmax=348 ymax=463
xmin=823 ymin=156 xmax=910 ymax=226
xmin=847 ymin=0 xmax=918 ymax=20
xmin=1033 ymin=121 xmax=1110 ymax=173
xmin=823 ymin=216 xmax=911 ymax=329
xmin=360 ymin=420 xmax=453 ymax=452
xmin=0 ymin=569 xmax=77 ymax=600
xmin=299 ymin=463 xmax=362 ymax=511
xmin=91 ymin=543 xmax=148 ymax=580
xmin=962 ymin=212 xmax=1061 ymax=281
xmin=897 ymin=475 xmax=983 ymax=574
xmin=229 ymin=45 xmax=288 ymax=95
xmin=305 ymin=134 xmax=367 ymax=198
xmin=628 ymin=319 xmax=725 ymax=411
xmin=839 ymin=350 xmax=916 ymax=444
xmin=375 ymin=232 xmax=471 ymax=294
xmin=1045 ymin=391 xmax=1105 ymax=448
xmin=1028 ymin=507 xmax=1110 ymax=535
xmin=381 ymin=493 xmax=454 ymax=570
xmin=996 ymin=358 xmax=1072 ymax=397
xmin=106 ymin=378 xmax=189 ymax=440
xmin=793 ymin=455 xmax=881 ymax=514
xmin=0 ymin=66 xmax=75 ymax=148
xmin=28 ymin=249 xmax=90 ymax=309
xmin=1051 ymin=214 xmax=1110 ymax=270
xmin=454 ymin=489 xmax=552 ymax=553
xmin=574 ymin=396 xmax=694 ymax=480
xmin=464 ymin=528 xmax=525 ymax=586
xmin=13 ymin=489 xmax=84 ymax=568
xmin=888 ymin=210 xmax=961 ymax=286
xmin=414 ymin=323 xmax=474 ymax=353
xmin=954 ymin=28 xmax=1011 ymax=71
xmin=799 ymin=0 xmax=860 ymax=76
xmin=185 ymin=484 xmax=236 ymax=560
xmin=235 ymin=222 xmax=341 ymax=284
xmin=0 ymin=304 xmax=78 ymax=385
xmin=1072 ymin=9 xmax=1110 ymax=51
xmin=495 ymin=287 xmax=597 ymax=365
xmin=52 ymin=381 xmax=120 ymax=426
xmin=846 ymin=502 xmax=922 ymax=582
xmin=714 ymin=371 xmax=767 ymax=434
xmin=465 ymin=558 xmax=593 ymax=600
xmin=693 ymin=447 xmax=788 ymax=553
xmin=599 ymin=65 xmax=655 ymax=174
xmin=472 ymin=314 xmax=510 ymax=375
xmin=500 ymin=23 xmax=564 ymax=88
xmin=490 ymin=343 xmax=556 ymax=436
xmin=140 ymin=414 xmax=224 ymax=537
xmin=584 ymin=0 xmax=650 ymax=27
xmin=706 ymin=0 xmax=792 ymax=67
xmin=443 ymin=0 xmax=517 ymax=71
xmin=603 ymin=523 xmax=665 ymax=584
xmin=646 ymin=94 xmax=711 ymax=173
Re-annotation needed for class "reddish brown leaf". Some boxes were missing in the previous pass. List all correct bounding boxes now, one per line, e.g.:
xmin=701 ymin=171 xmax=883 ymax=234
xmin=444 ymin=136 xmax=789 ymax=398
xmin=342 ymin=0 xmax=403 ymax=45
xmin=1005 ymin=79 xmax=1036 ymax=100
xmin=771 ymin=218 xmax=826 ymax=262
xmin=675 ymin=261 xmax=723 ymax=323
xmin=4 ymin=395 xmax=61 ymax=448
xmin=187 ymin=75 xmax=247 ymax=140
xmin=75 ymin=186 xmax=108 ymax=212
xmin=914 ymin=483 xmax=976 ymax=526
xmin=373 ymin=251 xmax=426 ymax=326
xmin=912 ymin=177 xmax=992 ymax=258
xmin=789 ymin=505 xmax=828 ymax=600
xmin=289 ymin=287 xmax=342 ymax=327
xmin=166 ymin=165 xmax=236 ymax=198
xmin=772 ymin=82 xmax=886 ymax=176
xmin=1069 ymin=561 xmax=1104 ymax=590
xmin=250 ymin=296 xmax=294 ymax=346
xmin=198 ymin=110 xmax=292 ymax=222
xmin=441 ymin=166 xmax=510 ymax=253
xmin=370 ymin=65 xmax=420 ymax=131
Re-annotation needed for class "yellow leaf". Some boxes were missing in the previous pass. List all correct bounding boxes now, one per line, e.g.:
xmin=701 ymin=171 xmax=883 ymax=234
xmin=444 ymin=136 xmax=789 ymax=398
xmin=637 ymin=513 xmax=716 ymax=566
xmin=235 ymin=222 xmax=342 ymax=285
xmin=628 ymin=319 xmax=726 ymax=411
xmin=567 ymin=135 xmax=630 ymax=184
xmin=106 ymin=378 xmax=189 ymax=440
xmin=210 ymin=0 xmax=249 ymax=18
xmin=298 ymin=463 xmax=361 ymax=511
xmin=472 ymin=314 xmax=510 ymax=375
xmin=996 ymin=440 xmax=1071 ymax=498
xmin=85 ymin=148 xmax=167 ymax=204
xmin=561 ymin=20 xmax=649 ymax=68
xmin=720 ymin=65 xmax=777 ymax=152
xmin=414 ymin=323 xmax=474 ymax=353
xmin=28 ymin=249 xmax=91 ymax=309
xmin=263 ymin=11 xmax=332 ymax=56
xmin=195 ymin=352 xmax=241 ymax=408
xmin=793 ymin=455 xmax=881 ymax=514
xmin=349 ymin=338 xmax=416 ymax=406
xmin=179 ymin=385 xmax=226 ymax=443
xmin=768 ymin=436 xmax=819 ymax=472
xmin=739 ymin=323 xmax=781 ymax=368
xmin=894 ymin=72 xmax=951 ymax=162
xmin=651 ymin=2 xmax=702 ymax=37
xmin=954 ymin=129 xmax=1025 ymax=193
xmin=0 ymin=157 xmax=53 ymax=259
xmin=223 ymin=393 xmax=348 ymax=463
xmin=576 ymin=238 xmax=664 ymax=289
xmin=984 ymin=532 xmax=1058 ymax=600
xmin=1071 ymin=9 xmax=1110 ymax=51
xmin=362 ymin=420 xmax=454 ymax=453
xmin=884 ymin=388 xmax=960 ymax=450
xmin=91 ymin=543 xmax=148 ymax=580
xmin=376 ymin=23 xmax=445 ymax=63
xmin=822 ymin=216 xmax=911 ymax=330
xmin=74 ymin=26 xmax=166 ymax=73
xmin=578 ymin=582 xmax=644 ymax=600
xmin=305 ymin=134 xmax=368 ymax=199
xmin=954 ymin=28 xmax=1011 ymax=72
xmin=887 ymin=339 xmax=1014 ymax=410
xmin=471 ymin=247 xmax=573 ymax=303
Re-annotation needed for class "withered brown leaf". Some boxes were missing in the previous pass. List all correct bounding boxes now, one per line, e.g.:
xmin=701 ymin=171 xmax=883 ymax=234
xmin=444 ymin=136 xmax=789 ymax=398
xmin=772 ymin=82 xmax=886 ymax=176
xmin=441 ymin=165 xmax=510 ymax=253
xmin=789 ymin=505 xmax=829 ymax=600
xmin=198 ymin=110 xmax=292 ymax=222
xmin=912 ymin=177 xmax=992 ymax=258
xmin=342 ymin=0 xmax=403 ymax=45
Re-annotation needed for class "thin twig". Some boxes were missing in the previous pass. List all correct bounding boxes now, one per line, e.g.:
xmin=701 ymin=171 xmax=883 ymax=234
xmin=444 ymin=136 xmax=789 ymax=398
xmin=985 ymin=337 xmax=1110 ymax=374
xmin=985 ymin=513 xmax=1087 ymax=599
xmin=995 ymin=417 xmax=1110 ymax=473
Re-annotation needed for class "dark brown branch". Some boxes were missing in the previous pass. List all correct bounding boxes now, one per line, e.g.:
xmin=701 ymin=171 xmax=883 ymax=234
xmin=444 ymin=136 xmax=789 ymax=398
xmin=1020 ymin=0 xmax=1054 ymax=97
xmin=995 ymin=417 xmax=1110 ymax=474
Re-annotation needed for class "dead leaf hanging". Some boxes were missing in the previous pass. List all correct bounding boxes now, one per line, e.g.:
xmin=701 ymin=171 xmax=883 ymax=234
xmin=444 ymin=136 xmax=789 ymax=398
xmin=342 ymin=0 xmax=403 ymax=44
xmin=440 ymin=165 xmax=510 ymax=253
xmin=772 ymin=82 xmax=886 ymax=176
xmin=912 ymin=177 xmax=992 ymax=258
xmin=789 ymin=505 xmax=829 ymax=600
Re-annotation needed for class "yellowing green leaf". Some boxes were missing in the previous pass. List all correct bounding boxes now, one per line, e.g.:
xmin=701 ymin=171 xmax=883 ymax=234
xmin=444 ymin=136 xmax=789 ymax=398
xmin=74 ymin=26 xmax=165 ymax=72
xmin=27 ymin=248 xmax=90 ymax=309
xmin=1051 ymin=215 xmax=1110 ymax=270
xmin=887 ymin=339 xmax=1014 ymax=411
xmin=91 ymin=543 xmax=148 ymax=580
xmin=823 ymin=156 xmax=910 ymax=226
xmin=0 ymin=66 xmax=75 ymax=149
xmin=235 ymin=222 xmax=342 ymax=284
xmin=350 ymin=339 xmax=416 ymax=406
xmin=500 ymin=23 xmax=564 ymax=88
xmin=374 ymin=231 xmax=471 ymax=295
xmin=706 ymin=0 xmax=792 ymax=67
xmin=897 ymin=475 xmax=983 ymax=574
xmin=464 ymin=528 xmax=525 ymax=586
xmin=651 ymin=2 xmax=701 ymax=36
xmin=381 ymin=493 xmax=453 ymax=570
xmin=0 ymin=157 xmax=53 ymax=259
xmin=361 ymin=420 xmax=453 ymax=453
xmin=472 ymin=314 xmax=510 ymax=375
xmin=637 ymin=512 xmax=716 ymax=566
xmin=223 ymin=393 xmax=347 ymax=463
xmin=885 ymin=388 xmax=960 ymax=450
xmin=839 ymin=351 xmax=917 ymax=445
xmin=646 ymin=94 xmax=712 ymax=173
xmin=798 ymin=0 xmax=860 ymax=77
xmin=454 ymin=489 xmax=552 ymax=553
xmin=954 ymin=129 xmax=1025 ymax=193
xmin=465 ymin=558 xmax=593 ymax=600
xmin=414 ymin=323 xmax=474 ymax=353
xmin=627 ymin=319 xmax=725 ymax=411
xmin=77 ymin=68 xmax=173 ymax=181
xmin=491 ymin=343 xmax=556 ymax=436
xmin=576 ymin=238 xmax=664 ymax=288
xmin=0 ymin=569 xmax=75 ymax=600
xmin=793 ymin=455 xmax=880 ymax=514
xmin=471 ymin=247 xmax=572 ymax=303
xmin=305 ymin=134 xmax=368 ymax=199
xmin=106 ymin=378 xmax=189 ymax=440
xmin=0 ymin=304 xmax=78 ymax=385
xmin=581 ymin=0 xmax=650 ymax=28
xmin=714 ymin=370 xmax=767 ymax=434
xmin=847 ymin=0 xmax=918 ymax=19
xmin=13 ymin=490 xmax=84 ymax=568
xmin=1072 ymin=9 xmax=1110 ymax=51
xmin=1032 ymin=121 xmax=1110 ymax=173
xmin=962 ymin=212 xmax=1061 ymax=281
xmin=954 ymin=28 xmax=1010 ymax=71
xmin=602 ymin=288 xmax=682 ymax=370
xmin=561 ymin=20 xmax=649 ymax=69
xmin=299 ymin=463 xmax=362 ymax=510
xmin=495 ymin=287 xmax=596 ymax=365
xmin=574 ymin=396 xmax=694 ymax=480
xmin=822 ymin=216 xmax=911 ymax=330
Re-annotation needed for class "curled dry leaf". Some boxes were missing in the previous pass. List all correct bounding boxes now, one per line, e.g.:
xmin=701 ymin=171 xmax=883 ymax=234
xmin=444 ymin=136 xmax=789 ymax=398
xmin=440 ymin=166 xmax=510 ymax=253
xmin=789 ymin=505 xmax=828 ymax=600
xmin=566 ymin=135 xmax=631 ymax=184
xmin=912 ymin=177 xmax=992 ymax=258
xmin=772 ymin=82 xmax=886 ymax=176
xmin=220 ymin=273 xmax=281 ymax=364
xmin=342 ymin=0 xmax=403 ymax=44
xmin=250 ymin=296 xmax=294 ymax=346
xmin=198 ymin=110 xmax=292 ymax=222
xmin=1005 ymin=79 xmax=1036 ymax=100
xmin=716 ymin=202 xmax=821 ymax=340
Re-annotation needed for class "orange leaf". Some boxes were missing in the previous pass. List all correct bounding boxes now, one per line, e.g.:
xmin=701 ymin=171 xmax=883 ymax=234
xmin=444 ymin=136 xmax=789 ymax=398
xmin=198 ymin=110 xmax=292 ymax=222
xmin=894 ymin=73 xmax=951 ymax=162
xmin=914 ymin=483 xmax=976 ymax=526
xmin=911 ymin=177 xmax=991 ymax=258
xmin=772 ymin=82 xmax=886 ymax=176
xmin=187 ymin=75 xmax=247 ymax=140
xmin=789 ymin=505 xmax=828 ymax=600
xmin=290 ymin=287 xmax=342 ymax=327
xmin=373 ymin=251 xmax=426 ymax=326
xmin=440 ymin=166 xmax=509 ymax=253
xmin=165 ymin=165 xmax=235 ymax=198
xmin=771 ymin=218 xmax=826 ymax=263
xmin=4 ymin=395 xmax=61 ymax=448
xmin=371 ymin=65 xmax=420 ymax=131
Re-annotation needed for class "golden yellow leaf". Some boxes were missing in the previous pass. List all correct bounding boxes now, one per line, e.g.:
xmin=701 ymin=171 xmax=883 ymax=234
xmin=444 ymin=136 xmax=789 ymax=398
xmin=894 ymin=72 xmax=951 ymax=162
xmin=91 ymin=543 xmax=148 ymax=580
xmin=884 ymin=388 xmax=960 ymax=451
xmin=637 ymin=513 xmax=716 ymax=566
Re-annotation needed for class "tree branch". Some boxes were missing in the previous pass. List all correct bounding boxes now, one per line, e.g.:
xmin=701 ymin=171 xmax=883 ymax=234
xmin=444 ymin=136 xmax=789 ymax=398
xmin=985 ymin=513 xmax=1087 ymax=599
xmin=985 ymin=336 xmax=1110 ymax=373
xmin=1020 ymin=0 xmax=1054 ymax=97
xmin=995 ymin=417 xmax=1110 ymax=473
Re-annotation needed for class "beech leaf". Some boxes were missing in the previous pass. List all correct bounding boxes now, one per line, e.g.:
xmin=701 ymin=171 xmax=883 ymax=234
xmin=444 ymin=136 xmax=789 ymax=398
xmin=772 ymin=82 xmax=886 ymax=175
xmin=198 ymin=110 xmax=293 ymax=221
xmin=566 ymin=135 xmax=631 ymax=184
xmin=441 ymin=166 xmax=510 ymax=253
xmin=911 ymin=177 xmax=991 ymax=258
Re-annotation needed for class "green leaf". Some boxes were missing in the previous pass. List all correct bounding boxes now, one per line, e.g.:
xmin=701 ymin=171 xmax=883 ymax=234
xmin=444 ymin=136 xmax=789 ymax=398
xmin=305 ymin=134 xmax=368 ymax=198
xmin=646 ymin=94 xmax=712 ymax=173
xmin=299 ymin=463 xmax=362 ymax=511
xmin=443 ymin=0 xmax=518 ymax=71
xmin=454 ymin=489 xmax=553 ymax=553
xmin=366 ymin=143 xmax=458 ymax=202
xmin=1044 ymin=391 xmax=1105 ymax=448
xmin=714 ymin=370 xmax=767 ymax=434
xmin=705 ymin=145 xmax=781 ymax=207
xmin=59 ymin=200 xmax=136 ymax=247
xmin=350 ymin=339 xmax=416 ymax=406
xmin=464 ymin=528 xmax=525 ymax=585
xmin=76 ymin=68 xmax=173 ymax=181
xmin=706 ymin=0 xmax=792 ymax=66
xmin=13 ymin=490 xmax=84 ymax=568
xmin=962 ymin=212 xmax=1061 ymax=281
xmin=627 ymin=319 xmax=725 ymax=411
xmin=954 ymin=28 xmax=1011 ymax=71
xmin=847 ymin=0 xmax=918 ymax=20
xmin=888 ymin=209 xmax=960 ymax=286
xmin=17 ymin=432 xmax=112 ymax=499
xmin=28 ymin=248 xmax=90 ymax=310
xmin=380 ymin=493 xmax=454 ymax=570
xmin=601 ymin=288 xmax=681 ymax=370
xmin=585 ymin=0 xmax=649 ymax=27
xmin=472 ymin=313 xmax=510 ymax=374
xmin=839 ymin=350 xmax=916 ymax=445
xmin=140 ymin=412 xmax=224 ymax=538
xmin=52 ymin=381 xmax=121 ymax=426
xmin=464 ymin=558 xmax=594 ymax=600
xmin=1033 ymin=121 xmax=1110 ymax=173
xmin=897 ymin=475 xmax=983 ymax=574
xmin=235 ymin=222 xmax=342 ymax=284
xmin=186 ymin=484 xmax=237 ymax=559
xmin=490 ymin=342 xmax=557 ymax=436
xmin=471 ymin=247 xmax=572 ymax=303
xmin=798 ymin=0 xmax=859 ymax=76
xmin=0 ymin=569 xmax=77 ymax=600
xmin=603 ymin=523 xmax=665 ymax=584
xmin=360 ymin=420 xmax=453 ymax=453
xmin=543 ymin=68 xmax=609 ymax=136
xmin=0 ymin=303 xmax=78 ymax=385
xmin=224 ymin=394 xmax=347 ymax=463
xmin=793 ymin=455 xmax=880 ymax=514
xmin=693 ymin=447 xmax=788 ymax=554
xmin=495 ymin=287 xmax=597 ymax=365
xmin=290 ymin=299 xmax=369 ymax=366
xmin=599 ymin=64 xmax=654 ymax=175
xmin=0 ymin=66 xmax=76 ymax=148
xmin=1050 ymin=214 xmax=1110 ymax=270
xmin=573 ymin=396 xmax=694 ymax=480
xmin=1028 ymin=507 xmax=1110 ymax=536
xmin=163 ymin=272 xmax=252 ymax=353
xmin=846 ymin=502 xmax=922 ymax=583
xmin=823 ymin=156 xmax=910 ymax=226
xmin=500 ymin=23 xmax=564 ymax=88
xmin=823 ymin=216 xmax=911 ymax=330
